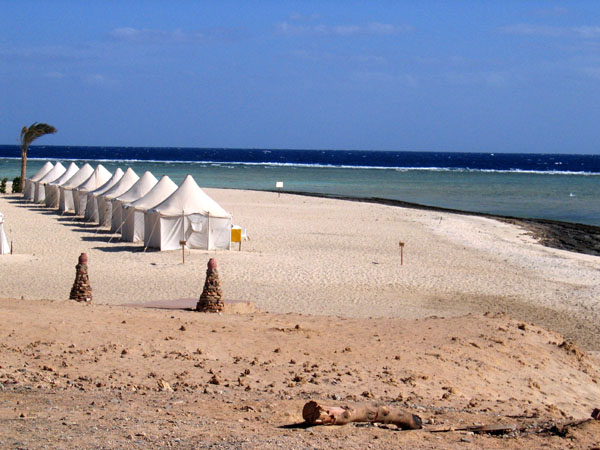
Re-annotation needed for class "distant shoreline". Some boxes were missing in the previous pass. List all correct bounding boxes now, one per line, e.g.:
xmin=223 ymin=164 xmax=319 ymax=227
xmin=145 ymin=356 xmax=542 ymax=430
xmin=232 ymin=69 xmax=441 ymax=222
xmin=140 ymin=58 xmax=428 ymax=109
xmin=270 ymin=189 xmax=600 ymax=257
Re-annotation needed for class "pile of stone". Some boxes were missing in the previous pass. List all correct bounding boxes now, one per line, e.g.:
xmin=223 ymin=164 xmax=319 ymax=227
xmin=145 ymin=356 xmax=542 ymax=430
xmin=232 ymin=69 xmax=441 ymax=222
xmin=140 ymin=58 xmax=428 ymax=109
xmin=196 ymin=258 xmax=224 ymax=312
xmin=69 ymin=253 xmax=92 ymax=302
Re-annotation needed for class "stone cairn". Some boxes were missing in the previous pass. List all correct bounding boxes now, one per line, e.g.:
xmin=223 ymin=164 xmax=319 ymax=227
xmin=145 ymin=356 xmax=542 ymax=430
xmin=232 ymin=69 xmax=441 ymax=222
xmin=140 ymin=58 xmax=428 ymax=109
xmin=196 ymin=258 xmax=224 ymax=312
xmin=69 ymin=253 xmax=93 ymax=302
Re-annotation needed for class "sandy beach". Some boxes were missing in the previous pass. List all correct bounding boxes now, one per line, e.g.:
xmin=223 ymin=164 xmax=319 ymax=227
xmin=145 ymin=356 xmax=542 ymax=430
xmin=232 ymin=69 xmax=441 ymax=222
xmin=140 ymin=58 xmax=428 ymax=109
xmin=1 ymin=189 xmax=600 ymax=448
xmin=1 ymin=188 xmax=599 ymax=349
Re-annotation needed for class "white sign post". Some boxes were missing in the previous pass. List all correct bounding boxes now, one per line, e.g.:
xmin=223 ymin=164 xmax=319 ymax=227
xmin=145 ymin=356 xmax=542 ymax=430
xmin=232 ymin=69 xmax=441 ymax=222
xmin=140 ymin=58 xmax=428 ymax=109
xmin=276 ymin=181 xmax=283 ymax=197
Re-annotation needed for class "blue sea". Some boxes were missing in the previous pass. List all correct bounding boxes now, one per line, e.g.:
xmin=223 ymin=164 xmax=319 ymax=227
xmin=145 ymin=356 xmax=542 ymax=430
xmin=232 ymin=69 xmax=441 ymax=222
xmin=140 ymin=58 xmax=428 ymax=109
xmin=1 ymin=145 xmax=599 ymax=226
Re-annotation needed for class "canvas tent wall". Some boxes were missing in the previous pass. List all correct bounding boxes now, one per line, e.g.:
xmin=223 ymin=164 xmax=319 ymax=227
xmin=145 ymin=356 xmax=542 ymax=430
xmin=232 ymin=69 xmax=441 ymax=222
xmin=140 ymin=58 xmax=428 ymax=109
xmin=84 ymin=168 xmax=124 ymax=223
xmin=0 ymin=212 xmax=9 ymax=255
xmin=96 ymin=168 xmax=139 ymax=227
xmin=111 ymin=171 xmax=158 ymax=233
xmin=45 ymin=163 xmax=79 ymax=208
xmin=24 ymin=162 xmax=53 ymax=201
xmin=59 ymin=163 xmax=94 ymax=213
xmin=144 ymin=175 xmax=232 ymax=251
xmin=33 ymin=162 xmax=66 ymax=203
xmin=121 ymin=175 xmax=177 ymax=242
xmin=72 ymin=164 xmax=111 ymax=216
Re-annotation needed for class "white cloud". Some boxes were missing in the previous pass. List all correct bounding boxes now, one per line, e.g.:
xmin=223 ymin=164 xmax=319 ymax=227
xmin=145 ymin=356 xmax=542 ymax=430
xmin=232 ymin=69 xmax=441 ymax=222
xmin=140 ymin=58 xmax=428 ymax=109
xmin=499 ymin=24 xmax=565 ymax=37
xmin=500 ymin=24 xmax=600 ymax=39
xmin=275 ymin=21 xmax=412 ymax=37
xmin=350 ymin=71 xmax=418 ymax=87
xmin=84 ymin=73 xmax=117 ymax=87
xmin=574 ymin=26 xmax=600 ymax=38
xmin=445 ymin=71 xmax=509 ymax=87
xmin=108 ymin=27 xmax=203 ymax=44
xmin=583 ymin=67 xmax=600 ymax=79
xmin=44 ymin=71 xmax=65 ymax=79
xmin=532 ymin=6 xmax=569 ymax=17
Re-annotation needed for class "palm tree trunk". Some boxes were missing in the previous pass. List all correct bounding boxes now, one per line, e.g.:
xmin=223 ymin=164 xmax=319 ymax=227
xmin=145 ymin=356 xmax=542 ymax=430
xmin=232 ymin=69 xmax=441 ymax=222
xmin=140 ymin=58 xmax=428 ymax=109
xmin=20 ymin=145 xmax=28 ymax=194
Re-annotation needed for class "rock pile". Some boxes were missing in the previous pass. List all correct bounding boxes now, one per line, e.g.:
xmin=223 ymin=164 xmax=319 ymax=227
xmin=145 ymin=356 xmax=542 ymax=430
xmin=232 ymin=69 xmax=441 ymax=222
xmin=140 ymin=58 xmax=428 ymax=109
xmin=196 ymin=258 xmax=224 ymax=313
xmin=69 ymin=253 xmax=92 ymax=302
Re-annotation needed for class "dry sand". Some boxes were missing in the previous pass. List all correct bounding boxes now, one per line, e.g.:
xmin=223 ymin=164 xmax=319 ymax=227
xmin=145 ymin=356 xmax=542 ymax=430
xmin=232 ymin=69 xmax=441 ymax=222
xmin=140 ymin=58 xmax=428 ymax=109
xmin=1 ymin=190 xmax=600 ymax=448
xmin=1 ymin=189 xmax=599 ymax=349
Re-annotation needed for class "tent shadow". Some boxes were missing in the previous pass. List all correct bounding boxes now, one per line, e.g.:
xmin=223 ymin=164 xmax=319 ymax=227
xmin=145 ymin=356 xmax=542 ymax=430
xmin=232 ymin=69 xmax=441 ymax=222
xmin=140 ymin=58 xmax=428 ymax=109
xmin=6 ymin=198 xmax=31 ymax=205
xmin=70 ymin=227 xmax=103 ymax=233
xmin=91 ymin=244 xmax=145 ymax=253
xmin=81 ymin=235 xmax=116 ymax=243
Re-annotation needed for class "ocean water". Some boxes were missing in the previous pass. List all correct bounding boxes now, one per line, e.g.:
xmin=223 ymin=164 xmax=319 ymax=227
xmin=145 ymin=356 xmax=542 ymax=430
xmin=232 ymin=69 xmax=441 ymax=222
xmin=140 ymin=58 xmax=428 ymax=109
xmin=1 ymin=145 xmax=599 ymax=226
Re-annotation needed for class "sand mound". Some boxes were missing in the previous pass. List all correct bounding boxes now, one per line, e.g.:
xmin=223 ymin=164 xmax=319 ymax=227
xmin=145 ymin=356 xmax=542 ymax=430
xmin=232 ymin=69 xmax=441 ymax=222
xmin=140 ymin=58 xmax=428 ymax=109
xmin=1 ymin=298 xmax=598 ymax=448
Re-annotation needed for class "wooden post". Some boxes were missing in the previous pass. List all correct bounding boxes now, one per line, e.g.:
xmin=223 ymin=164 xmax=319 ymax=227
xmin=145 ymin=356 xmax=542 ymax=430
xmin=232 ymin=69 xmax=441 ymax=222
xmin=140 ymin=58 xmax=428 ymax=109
xmin=180 ymin=240 xmax=186 ymax=264
xmin=399 ymin=241 xmax=405 ymax=265
xmin=276 ymin=181 xmax=283 ymax=197
xmin=11 ymin=240 xmax=13 ymax=255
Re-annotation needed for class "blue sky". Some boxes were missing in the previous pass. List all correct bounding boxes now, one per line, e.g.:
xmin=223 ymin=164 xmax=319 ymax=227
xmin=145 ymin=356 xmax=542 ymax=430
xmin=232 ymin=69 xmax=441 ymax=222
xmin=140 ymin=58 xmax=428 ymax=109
xmin=1 ymin=1 xmax=599 ymax=153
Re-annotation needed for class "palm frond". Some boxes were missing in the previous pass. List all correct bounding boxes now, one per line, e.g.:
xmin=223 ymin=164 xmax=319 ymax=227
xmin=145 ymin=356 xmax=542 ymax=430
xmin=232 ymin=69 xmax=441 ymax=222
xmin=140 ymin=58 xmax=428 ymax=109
xmin=21 ymin=122 xmax=58 ymax=147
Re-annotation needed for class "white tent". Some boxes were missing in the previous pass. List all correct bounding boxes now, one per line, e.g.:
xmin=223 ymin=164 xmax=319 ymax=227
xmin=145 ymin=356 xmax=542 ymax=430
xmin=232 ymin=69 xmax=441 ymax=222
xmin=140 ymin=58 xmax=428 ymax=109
xmin=33 ymin=162 xmax=66 ymax=203
xmin=97 ymin=168 xmax=139 ymax=227
xmin=84 ymin=168 xmax=124 ymax=223
xmin=0 ymin=212 xmax=9 ymax=255
xmin=121 ymin=175 xmax=177 ymax=242
xmin=59 ymin=163 xmax=94 ymax=213
xmin=45 ymin=163 xmax=79 ymax=208
xmin=111 ymin=171 xmax=158 ymax=233
xmin=24 ymin=162 xmax=53 ymax=201
xmin=145 ymin=175 xmax=232 ymax=251
xmin=72 ymin=165 xmax=112 ymax=216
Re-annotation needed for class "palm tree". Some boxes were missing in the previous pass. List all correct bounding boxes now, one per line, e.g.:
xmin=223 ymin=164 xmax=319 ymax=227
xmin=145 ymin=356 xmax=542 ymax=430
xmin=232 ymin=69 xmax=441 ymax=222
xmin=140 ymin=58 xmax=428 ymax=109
xmin=19 ymin=122 xmax=57 ymax=193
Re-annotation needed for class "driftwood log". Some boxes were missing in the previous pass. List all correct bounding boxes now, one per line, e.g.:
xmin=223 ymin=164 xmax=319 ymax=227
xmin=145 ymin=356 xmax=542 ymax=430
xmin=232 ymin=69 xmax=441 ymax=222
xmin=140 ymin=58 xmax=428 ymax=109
xmin=302 ymin=401 xmax=422 ymax=430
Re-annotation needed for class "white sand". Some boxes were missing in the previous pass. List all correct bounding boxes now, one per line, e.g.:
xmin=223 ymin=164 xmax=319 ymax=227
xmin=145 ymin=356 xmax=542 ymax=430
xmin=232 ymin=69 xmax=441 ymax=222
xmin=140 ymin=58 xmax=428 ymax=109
xmin=1 ymin=190 xmax=599 ymax=336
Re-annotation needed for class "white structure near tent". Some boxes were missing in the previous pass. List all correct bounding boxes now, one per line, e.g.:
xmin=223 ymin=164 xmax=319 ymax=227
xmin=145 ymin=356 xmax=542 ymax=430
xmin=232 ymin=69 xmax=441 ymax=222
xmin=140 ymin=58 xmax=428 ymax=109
xmin=85 ymin=168 xmax=124 ymax=223
xmin=45 ymin=162 xmax=79 ymax=209
xmin=0 ymin=212 xmax=9 ymax=255
xmin=111 ymin=171 xmax=158 ymax=234
xmin=73 ymin=164 xmax=112 ymax=216
xmin=97 ymin=168 xmax=139 ymax=227
xmin=121 ymin=175 xmax=178 ymax=243
xmin=24 ymin=161 xmax=53 ymax=201
xmin=33 ymin=162 xmax=66 ymax=203
xmin=144 ymin=175 xmax=232 ymax=251
xmin=59 ymin=164 xmax=94 ymax=213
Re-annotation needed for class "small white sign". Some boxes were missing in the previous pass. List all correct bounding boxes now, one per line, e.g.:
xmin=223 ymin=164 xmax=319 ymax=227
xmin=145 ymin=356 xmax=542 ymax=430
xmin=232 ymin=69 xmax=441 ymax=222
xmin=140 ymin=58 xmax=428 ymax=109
xmin=275 ymin=181 xmax=284 ymax=188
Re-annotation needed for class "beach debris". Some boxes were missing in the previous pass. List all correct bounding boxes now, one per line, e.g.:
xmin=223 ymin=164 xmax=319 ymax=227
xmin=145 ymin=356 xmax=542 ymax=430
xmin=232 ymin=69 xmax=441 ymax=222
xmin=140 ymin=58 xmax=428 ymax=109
xmin=592 ymin=408 xmax=600 ymax=420
xmin=430 ymin=423 xmax=517 ymax=435
xmin=196 ymin=258 xmax=224 ymax=313
xmin=157 ymin=379 xmax=173 ymax=392
xmin=302 ymin=401 xmax=422 ymax=430
xmin=69 ymin=253 xmax=92 ymax=302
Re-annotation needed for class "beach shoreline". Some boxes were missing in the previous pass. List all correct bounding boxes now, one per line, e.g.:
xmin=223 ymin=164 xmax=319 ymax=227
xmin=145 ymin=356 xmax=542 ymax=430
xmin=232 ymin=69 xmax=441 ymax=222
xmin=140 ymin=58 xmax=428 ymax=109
xmin=272 ymin=189 xmax=600 ymax=256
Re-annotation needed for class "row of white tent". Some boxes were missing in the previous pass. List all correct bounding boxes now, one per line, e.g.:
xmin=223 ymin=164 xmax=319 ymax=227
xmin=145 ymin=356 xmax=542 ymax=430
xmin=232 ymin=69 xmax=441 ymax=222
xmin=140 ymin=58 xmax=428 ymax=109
xmin=23 ymin=162 xmax=233 ymax=251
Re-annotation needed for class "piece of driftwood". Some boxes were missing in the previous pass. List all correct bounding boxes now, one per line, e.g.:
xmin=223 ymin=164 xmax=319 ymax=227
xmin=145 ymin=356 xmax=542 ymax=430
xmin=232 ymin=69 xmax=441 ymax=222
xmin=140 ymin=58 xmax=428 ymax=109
xmin=302 ymin=401 xmax=422 ymax=429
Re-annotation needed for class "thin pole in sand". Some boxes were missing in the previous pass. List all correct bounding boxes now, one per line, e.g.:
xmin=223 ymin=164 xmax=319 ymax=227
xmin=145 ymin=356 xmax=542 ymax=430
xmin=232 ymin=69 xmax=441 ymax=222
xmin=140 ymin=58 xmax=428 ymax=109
xmin=107 ymin=218 xmax=127 ymax=243
xmin=179 ymin=211 xmax=186 ymax=264
xmin=399 ymin=241 xmax=405 ymax=265
xmin=180 ymin=240 xmax=186 ymax=263
xmin=276 ymin=181 xmax=283 ymax=197
xmin=143 ymin=213 xmax=159 ymax=253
